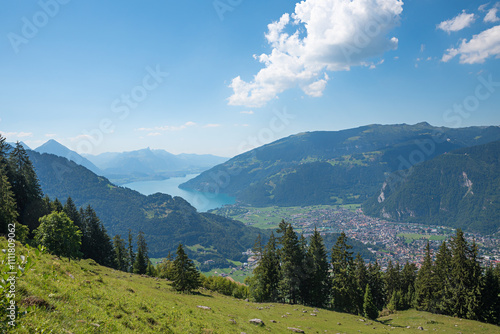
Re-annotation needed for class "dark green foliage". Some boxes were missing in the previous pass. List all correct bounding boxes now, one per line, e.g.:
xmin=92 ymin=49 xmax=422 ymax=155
xmin=251 ymin=232 xmax=281 ymax=302
xmin=434 ymin=241 xmax=453 ymax=314
xmin=354 ymin=253 xmax=369 ymax=314
xmin=113 ymin=235 xmax=129 ymax=272
xmin=35 ymin=211 xmax=81 ymax=259
xmin=171 ymin=244 xmax=201 ymax=293
xmin=365 ymin=140 xmax=500 ymax=234
xmin=415 ymin=242 xmax=435 ymax=312
xmin=80 ymin=206 xmax=115 ymax=267
xmin=0 ymin=172 xmax=18 ymax=234
xmin=6 ymin=142 xmax=44 ymax=231
xmin=481 ymin=266 xmax=500 ymax=324
xmin=306 ymin=229 xmax=331 ymax=308
xmin=278 ymin=222 xmax=305 ymax=304
xmin=63 ymin=197 xmax=81 ymax=229
xmin=367 ymin=261 xmax=385 ymax=310
xmin=331 ymin=232 xmax=357 ymax=313
xmin=128 ymin=229 xmax=135 ymax=273
xmin=133 ymin=231 xmax=149 ymax=275
xmin=363 ymin=284 xmax=379 ymax=320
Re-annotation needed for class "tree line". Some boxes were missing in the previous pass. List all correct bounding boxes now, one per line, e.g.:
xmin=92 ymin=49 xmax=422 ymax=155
xmin=248 ymin=220 xmax=500 ymax=325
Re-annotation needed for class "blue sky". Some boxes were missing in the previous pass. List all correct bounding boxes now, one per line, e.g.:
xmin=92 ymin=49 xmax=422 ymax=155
xmin=1 ymin=0 xmax=499 ymax=157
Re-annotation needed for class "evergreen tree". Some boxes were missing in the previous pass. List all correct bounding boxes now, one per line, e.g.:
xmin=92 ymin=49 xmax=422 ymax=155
xmin=480 ymin=266 xmax=500 ymax=325
xmin=0 ymin=172 xmax=18 ymax=234
xmin=63 ymin=197 xmax=81 ymax=229
xmin=133 ymin=231 xmax=149 ymax=275
xmin=128 ymin=229 xmax=135 ymax=273
xmin=113 ymin=235 xmax=129 ymax=272
xmin=400 ymin=261 xmax=417 ymax=309
xmin=363 ymin=284 xmax=379 ymax=320
xmin=7 ymin=142 xmax=44 ymax=231
xmin=434 ymin=240 xmax=452 ymax=314
xmin=80 ymin=205 xmax=115 ymax=267
xmin=415 ymin=241 xmax=435 ymax=312
xmin=35 ymin=211 xmax=81 ymax=259
xmin=354 ymin=253 xmax=369 ymax=315
xmin=51 ymin=198 xmax=64 ymax=212
xmin=306 ymin=228 xmax=331 ymax=308
xmin=251 ymin=232 xmax=281 ymax=302
xmin=278 ymin=222 xmax=304 ymax=304
xmin=171 ymin=244 xmax=201 ymax=292
xmin=331 ymin=232 xmax=357 ymax=313
xmin=367 ymin=261 xmax=385 ymax=310
xmin=448 ymin=229 xmax=482 ymax=319
xmin=384 ymin=260 xmax=401 ymax=303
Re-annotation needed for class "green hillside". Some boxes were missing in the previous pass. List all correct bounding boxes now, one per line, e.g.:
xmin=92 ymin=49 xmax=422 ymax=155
xmin=181 ymin=123 xmax=500 ymax=207
xmin=6 ymin=239 xmax=500 ymax=333
xmin=27 ymin=151 xmax=266 ymax=262
xmin=363 ymin=140 xmax=500 ymax=234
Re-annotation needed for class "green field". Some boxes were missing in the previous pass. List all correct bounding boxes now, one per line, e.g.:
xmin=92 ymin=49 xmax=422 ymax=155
xmin=213 ymin=204 xmax=360 ymax=230
xmin=397 ymin=233 xmax=449 ymax=244
xmin=4 ymin=238 xmax=500 ymax=333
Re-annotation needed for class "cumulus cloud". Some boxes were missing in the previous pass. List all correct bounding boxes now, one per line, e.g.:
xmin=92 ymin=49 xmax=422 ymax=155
xmin=228 ymin=0 xmax=403 ymax=108
xmin=485 ymin=5 xmax=500 ymax=23
xmin=437 ymin=10 xmax=476 ymax=33
xmin=442 ymin=25 xmax=500 ymax=63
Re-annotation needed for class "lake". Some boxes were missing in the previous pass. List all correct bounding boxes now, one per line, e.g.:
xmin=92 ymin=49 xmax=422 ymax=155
xmin=123 ymin=174 xmax=235 ymax=212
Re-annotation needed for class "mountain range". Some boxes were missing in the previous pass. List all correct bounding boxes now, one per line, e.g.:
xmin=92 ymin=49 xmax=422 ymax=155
xmin=33 ymin=140 xmax=228 ymax=184
xmin=181 ymin=122 xmax=500 ymax=234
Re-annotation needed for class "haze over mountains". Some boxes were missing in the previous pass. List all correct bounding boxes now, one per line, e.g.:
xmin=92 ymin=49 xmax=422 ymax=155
xmin=34 ymin=139 xmax=228 ymax=184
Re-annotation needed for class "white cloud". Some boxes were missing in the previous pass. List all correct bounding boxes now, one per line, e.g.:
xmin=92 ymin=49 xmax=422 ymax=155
xmin=442 ymin=25 xmax=500 ymax=63
xmin=485 ymin=7 xmax=500 ymax=23
xmin=228 ymin=0 xmax=403 ymax=107
xmin=137 ymin=121 xmax=197 ymax=132
xmin=0 ymin=131 xmax=34 ymax=139
xmin=147 ymin=132 xmax=161 ymax=136
xmin=437 ymin=10 xmax=476 ymax=33
xmin=240 ymin=110 xmax=254 ymax=114
xmin=479 ymin=3 xmax=490 ymax=12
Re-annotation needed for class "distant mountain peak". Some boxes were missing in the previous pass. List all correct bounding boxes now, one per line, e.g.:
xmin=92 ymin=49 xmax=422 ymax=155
xmin=35 ymin=139 xmax=101 ymax=175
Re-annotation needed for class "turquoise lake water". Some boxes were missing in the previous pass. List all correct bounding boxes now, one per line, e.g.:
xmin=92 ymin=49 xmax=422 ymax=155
xmin=123 ymin=174 xmax=235 ymax=212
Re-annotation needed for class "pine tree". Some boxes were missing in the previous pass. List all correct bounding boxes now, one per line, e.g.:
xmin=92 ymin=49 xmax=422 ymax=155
xmin=480 ymin=266 xmax=500 ymax=325
xmin=434 ymin=240 xmax=452 ymax=314
xmin=51 ymin=198 xmax=64 ymax=212
xmin=363 ymin=284 xmax=379 ymax=320
xmin=171 ymin=244 xmax=201 ymax=292
xmin=354 ymin=253 xmax=369 ymax=315
xmin=415 ymin=241 xmax=435 ymax=311
xmin=384 ymin=260 xmax=401 ymax=303
xmin=307 ymin=228 xmax=331 ymax=308
xmin=277 ymin=222 xmax=304 ymax=304
xmin=331 ymin=232 xmax=357 ymax=313
xmin=447 ymin=229 xmax=482 ymax=319
xmin=63 ymin=197 xmax=81 ymax=229
xmin=400 ymin=261 xmax=417 ymax=309
xmin=128 ymin=229 xmax=135 ymax=273
xmin=368 ymin=261 xmax=385 ymax=310
xmin=80 ymin=205 xmax=115 ymax=267
xmin=7 ymin=142 xmax=44 ymax=231
xmin=0 ymin=172 xmax=18 ymax=234
xmin=133 ymin=231 xmax=149 ymax=275
xmin=251 ymin=232 xmax=281 ymax=302
xmin=113 ymin=235 xmax=129 ymax=272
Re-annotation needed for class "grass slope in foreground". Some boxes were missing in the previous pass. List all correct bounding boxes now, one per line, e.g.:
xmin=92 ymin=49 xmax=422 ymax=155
xmin=7 ymin=240 xmax=500 ymax=333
